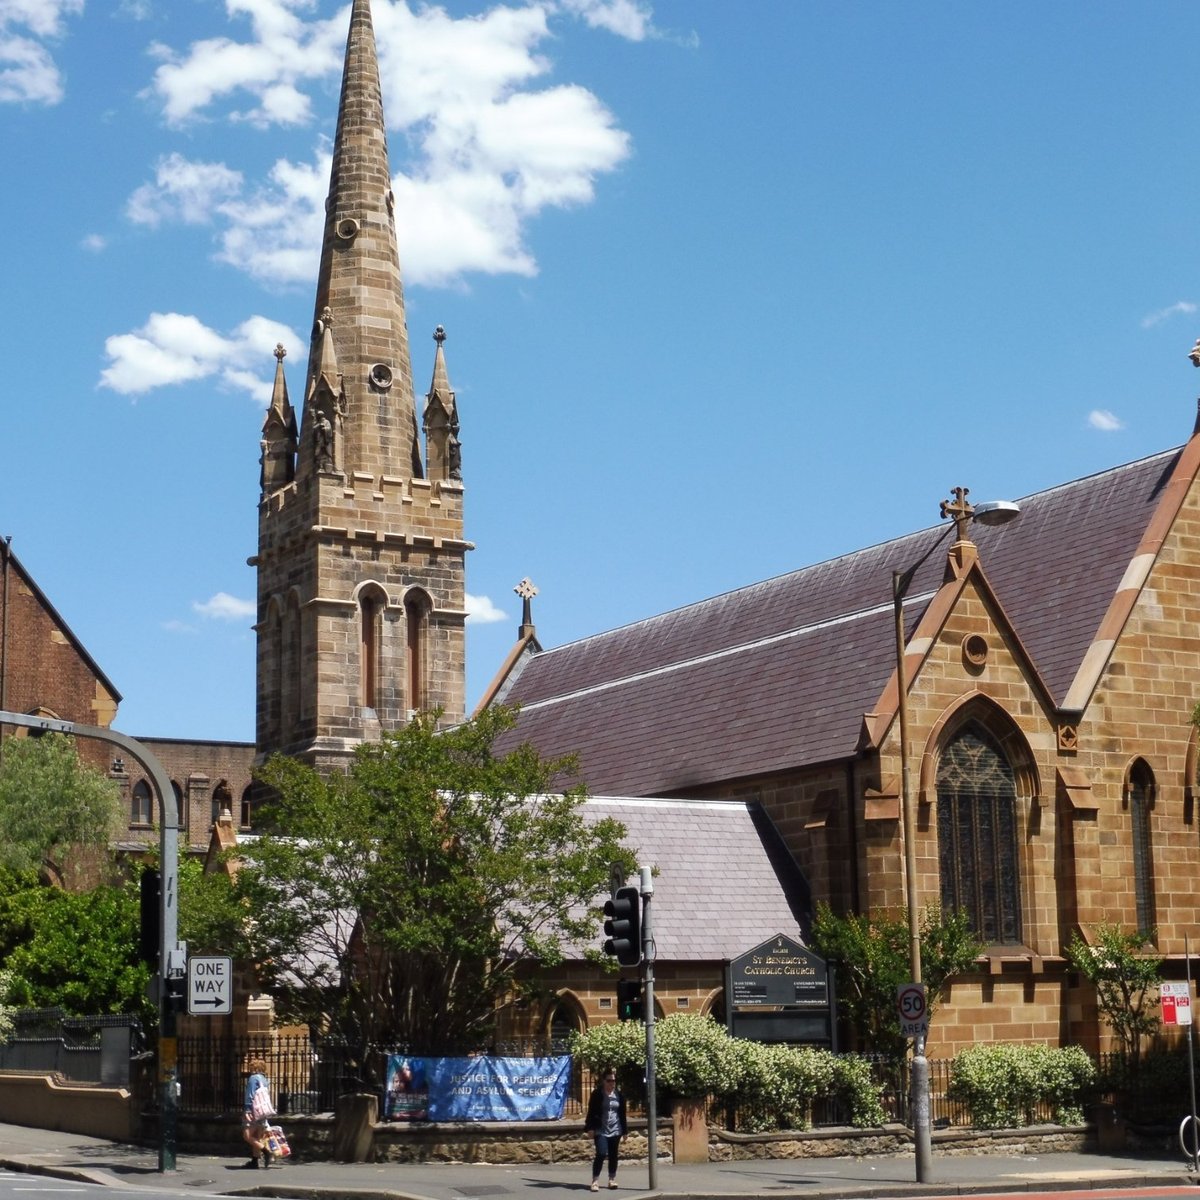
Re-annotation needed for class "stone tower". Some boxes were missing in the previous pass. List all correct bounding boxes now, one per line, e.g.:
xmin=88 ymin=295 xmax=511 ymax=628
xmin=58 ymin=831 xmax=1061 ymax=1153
xmin=252 ymin=0 xmax=470 ymax=771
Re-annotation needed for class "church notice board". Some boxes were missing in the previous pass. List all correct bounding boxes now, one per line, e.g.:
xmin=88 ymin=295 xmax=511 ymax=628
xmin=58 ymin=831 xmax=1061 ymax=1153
xmin=724 ymin=933 xmax=836 ymax=1048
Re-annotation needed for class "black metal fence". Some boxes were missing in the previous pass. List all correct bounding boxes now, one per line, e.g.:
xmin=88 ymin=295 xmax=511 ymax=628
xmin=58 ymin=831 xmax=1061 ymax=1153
xmin=0 ymin=1009 xmax=143 ymax=1087
xmin=174 ymin=1036 xmax=603 ymax=1119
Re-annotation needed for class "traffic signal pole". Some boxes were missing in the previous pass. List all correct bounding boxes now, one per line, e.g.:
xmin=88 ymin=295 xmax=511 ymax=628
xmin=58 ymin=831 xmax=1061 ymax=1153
xmin=0 ymin=710 xmax=181 ymax=1171
xmin=640 ymin=866 xmax=657 ymax=1191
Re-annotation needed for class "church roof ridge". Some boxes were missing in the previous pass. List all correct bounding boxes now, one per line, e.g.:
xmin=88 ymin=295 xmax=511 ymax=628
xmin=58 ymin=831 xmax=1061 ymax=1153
xmin=530 ymin=444 xmax=1182 ymax=667
xmin=500 ymin=444 xmax=1179 ymax=794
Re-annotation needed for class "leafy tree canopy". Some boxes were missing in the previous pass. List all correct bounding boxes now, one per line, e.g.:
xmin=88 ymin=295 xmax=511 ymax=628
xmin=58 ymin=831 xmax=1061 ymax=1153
xmin=240 ymin=706 xmax=633 ymax=1059
xmin=0 ymin=734 xmax=121 ymax=879
xmin=0 ymin=875 xmax=153 ymax=1023
xmin=1065 ymin=923 xmax=1162 ymax=1071
xmin=811 ymin=902 xmax=982 ymax=1059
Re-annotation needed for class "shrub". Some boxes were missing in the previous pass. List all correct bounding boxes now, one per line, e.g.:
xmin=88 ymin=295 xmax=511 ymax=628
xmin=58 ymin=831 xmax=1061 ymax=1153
xmin=572 ymin=1016 xmax=885 ymax=1131
xmin=948 ymin=1044 xmax=1097 ymax=1129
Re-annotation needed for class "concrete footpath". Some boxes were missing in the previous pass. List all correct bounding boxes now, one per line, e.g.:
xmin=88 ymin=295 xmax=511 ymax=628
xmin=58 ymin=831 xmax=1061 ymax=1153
xmin=0 ymin=1123 xmax=1194 ymax=1200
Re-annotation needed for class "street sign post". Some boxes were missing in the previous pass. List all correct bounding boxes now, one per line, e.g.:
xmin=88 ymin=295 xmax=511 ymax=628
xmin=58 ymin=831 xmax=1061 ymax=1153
xmin=188 ymin=955 xmax=233 ymax=1016
xmin=897 ymin=981 xmax=929 ymax=1039
xmin=1162 ymin=981 xmax=1192 ymax=1026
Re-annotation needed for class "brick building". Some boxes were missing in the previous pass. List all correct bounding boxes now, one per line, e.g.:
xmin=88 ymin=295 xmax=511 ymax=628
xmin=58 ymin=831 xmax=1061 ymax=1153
xmin=488 ymin=428 xmax=1200 ymax=1056
xmin=0 ymin=537 xmax=254 ymax=853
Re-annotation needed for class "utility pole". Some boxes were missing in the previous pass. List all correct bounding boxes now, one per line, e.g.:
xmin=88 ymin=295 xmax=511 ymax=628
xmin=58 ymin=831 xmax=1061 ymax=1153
xmin=640 ymin=865 xmax=657 ymax=1190
xmin=0 ymin=711 xmax=182 ymax=1170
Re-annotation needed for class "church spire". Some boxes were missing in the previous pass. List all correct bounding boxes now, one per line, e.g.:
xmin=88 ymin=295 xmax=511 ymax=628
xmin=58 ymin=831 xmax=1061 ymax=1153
xmin=423 ymin=325 xmax=460 ymax=481
xmin=303 ymin=0 xmax=422 ymax=481
xmin=260 ymin=343 xmax=297 ymax=494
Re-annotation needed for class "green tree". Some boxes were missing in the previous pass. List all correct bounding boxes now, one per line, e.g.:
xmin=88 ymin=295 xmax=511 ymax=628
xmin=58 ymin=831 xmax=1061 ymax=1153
xmin=811 ymin=902 xmax=982 ymax=1058
xmin=0 ymin=734 xmax=121 ymax=880
xmin=0 ymin=877 xmax=153 ymax=1022
xmin=1066 ymin=923 xmax=1162 ymax=1076
xmin=240 ymin=706 xmax=632 ymax=1062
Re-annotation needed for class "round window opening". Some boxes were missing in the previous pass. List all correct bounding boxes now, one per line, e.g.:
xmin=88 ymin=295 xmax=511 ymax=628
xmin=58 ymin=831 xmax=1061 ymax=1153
xmin=336 ymin=217 xmax=360 ymax=242
xmin=962 ymin=633 xmax=989 ymax=669
xmin=369 ymin=363 xmax=394 ymax=390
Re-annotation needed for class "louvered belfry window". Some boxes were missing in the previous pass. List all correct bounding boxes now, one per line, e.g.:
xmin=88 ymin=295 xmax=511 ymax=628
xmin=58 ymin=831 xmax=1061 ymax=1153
xmin=936 ymin=721 xmax=1022 ymax=944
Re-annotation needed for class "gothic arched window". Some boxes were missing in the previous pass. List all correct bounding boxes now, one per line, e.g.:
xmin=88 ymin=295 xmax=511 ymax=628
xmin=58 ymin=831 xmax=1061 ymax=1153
xmin=359 ymin=587 xmax=386 ymax=711
xmin=212 ymin=782 xmax=232 ymax=828
xmin=240 ymin=785 xmax=255 ymax=830
xmin=937 ymin=720 xmax=1022 ymax=945
xmin=131 ymin=780 xmax=153 ymax=826
xmin=1128 ymin=760 xmax=1156 ymax=937
xmin=405 ymin=590 xmax=431 ymax=713
xmin=172 ymin=780 xmax=185 ymax=830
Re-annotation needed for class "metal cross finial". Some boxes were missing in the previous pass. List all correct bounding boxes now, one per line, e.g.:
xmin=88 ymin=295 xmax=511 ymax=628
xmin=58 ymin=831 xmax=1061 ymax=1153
xmin=274 ymin=343 xmax=286 ymax=362
xmin=939 ymin=486 xmax=975 ymax=543
xmin=434 ymin=325 xmax=446 ymax=345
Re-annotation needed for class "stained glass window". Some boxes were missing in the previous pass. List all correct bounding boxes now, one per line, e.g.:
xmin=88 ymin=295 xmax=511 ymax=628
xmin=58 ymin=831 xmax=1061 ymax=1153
xmin=937 ymin=721 xmax=1022 ymax=944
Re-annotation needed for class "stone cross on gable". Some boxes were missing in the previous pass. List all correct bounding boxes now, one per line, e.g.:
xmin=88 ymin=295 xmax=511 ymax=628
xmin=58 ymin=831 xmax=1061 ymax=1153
xmin=514 ymin=577 xmax=538 ymax=634
xmin=939 ymin=486 xmax=975 ymax=544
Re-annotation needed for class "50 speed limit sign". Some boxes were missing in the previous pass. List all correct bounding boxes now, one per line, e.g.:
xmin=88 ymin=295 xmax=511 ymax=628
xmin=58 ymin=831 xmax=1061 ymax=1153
xmin=897 ymin=982 xmax=929 ymax=1038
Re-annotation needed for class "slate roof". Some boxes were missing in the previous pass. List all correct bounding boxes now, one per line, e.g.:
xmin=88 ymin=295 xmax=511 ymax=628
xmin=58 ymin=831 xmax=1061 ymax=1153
xmin=502 ymin=449 xmax=1178 ymax=797
xmin=581 ymin=797 xmax=809 ymax=960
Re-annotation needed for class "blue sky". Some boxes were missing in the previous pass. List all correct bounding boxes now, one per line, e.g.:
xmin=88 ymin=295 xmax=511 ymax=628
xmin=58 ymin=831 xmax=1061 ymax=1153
xmin=3 ymin=0 xmax=1200 ymax=742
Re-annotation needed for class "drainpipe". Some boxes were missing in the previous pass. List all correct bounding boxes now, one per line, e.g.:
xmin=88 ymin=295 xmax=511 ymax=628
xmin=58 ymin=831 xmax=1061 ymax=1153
xmin=0 ymin=537 xmax=10 ymax=763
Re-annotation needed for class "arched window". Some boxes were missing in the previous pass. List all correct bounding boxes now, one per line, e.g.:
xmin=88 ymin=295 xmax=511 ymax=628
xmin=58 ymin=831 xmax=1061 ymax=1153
xmin=172 ymin=780 xmax=185 ymax=830
xmin=131 ymin=780 xmax=153 ymax=826
xmin=240 ymin=785 xmax=254 ymax=830
xmin=405 ymin=590 xmax=430 ymax=713
xmin=1128 ymin=760 xmax=1156 ymax=937
xmin=212 ymin=782 xmax=232 ymax=827
xmin=360 ymin=588 xmax=384 ymax=710
xmin=937 ymin=720 xmax=1022 ymax=945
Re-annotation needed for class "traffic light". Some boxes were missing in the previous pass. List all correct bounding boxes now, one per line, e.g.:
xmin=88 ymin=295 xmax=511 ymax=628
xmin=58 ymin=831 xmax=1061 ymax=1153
xmin=603 ymin=885 xmax=640 ymax=966
xmin=164 ymin=972 xmax=187 ymax=1014
xmin=616 ymin=978 xmax=642 ymax=1022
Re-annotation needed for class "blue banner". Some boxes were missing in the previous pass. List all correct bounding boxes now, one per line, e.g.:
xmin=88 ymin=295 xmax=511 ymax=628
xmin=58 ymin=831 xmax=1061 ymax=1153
xmin=385 ymin=1054 xmax=571 ymax=1122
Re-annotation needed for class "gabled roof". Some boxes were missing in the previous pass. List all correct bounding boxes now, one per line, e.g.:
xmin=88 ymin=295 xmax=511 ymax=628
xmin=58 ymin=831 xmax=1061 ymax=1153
xmin=500 ymin=448 xmax=1180 ymax=797
xmin=582 ymin=797 xmax=809 ymax=960
xmin=1 ymin=542 xmax=122 ymax=708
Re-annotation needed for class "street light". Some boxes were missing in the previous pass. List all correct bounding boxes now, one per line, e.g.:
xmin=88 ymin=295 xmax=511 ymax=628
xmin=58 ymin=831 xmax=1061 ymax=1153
xmin=893 ymin=487 xmax=1020 ymax=1183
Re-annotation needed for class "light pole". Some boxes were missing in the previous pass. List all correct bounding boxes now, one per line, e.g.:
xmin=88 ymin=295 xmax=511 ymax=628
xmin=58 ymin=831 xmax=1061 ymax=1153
xmin=892 ymin=488 xmax=1019 ymax=1183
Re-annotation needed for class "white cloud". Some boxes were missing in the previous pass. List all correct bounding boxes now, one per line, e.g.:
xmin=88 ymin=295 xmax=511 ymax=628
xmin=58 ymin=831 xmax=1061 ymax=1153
xmin=466 ymin=593 xmax=508 ymax=625
xmin=81 ymin=233 xmax=107 ymax=253
xmin=135 ymin=0 xmax=631 ymax=288
xmin=100 ymin=311 xmax=302 ymax=401
xmin=1088 ymin=409 xmax=1125 ymax=432
xmin=126 ymin=154 xmax=244 ymax=227
xmin=559 ymin=0 xmax=653 ymax=41
xmin=147 ymin=0 xmax=342 ymax=127
xmin=162 ymin=619 xmax=198 ymax=634
xmin=194 ymin=592 xmax=257 ymax=621
xmin=0 ymin=0 xmax=84 ymax=104
xmin=1141 ymin=301 xmax=1197 ymax=329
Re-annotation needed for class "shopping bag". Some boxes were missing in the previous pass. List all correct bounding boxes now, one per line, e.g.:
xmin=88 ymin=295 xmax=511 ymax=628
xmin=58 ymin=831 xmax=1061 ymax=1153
xmin=251 ymin=1085 xmax=274 ymax=1120
xmin=266 ymin=1125 xmax=291 ymax=1157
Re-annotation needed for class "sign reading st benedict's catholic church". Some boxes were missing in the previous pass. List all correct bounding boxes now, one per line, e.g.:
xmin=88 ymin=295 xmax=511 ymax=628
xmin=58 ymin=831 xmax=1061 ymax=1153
xmin=725 ymin=933 xmax=836 ymax=1048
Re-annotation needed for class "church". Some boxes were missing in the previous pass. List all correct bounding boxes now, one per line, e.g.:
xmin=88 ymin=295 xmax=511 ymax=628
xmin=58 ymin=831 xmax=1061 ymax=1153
xmin=6 ymin=0 xmax=1200 ymax=1060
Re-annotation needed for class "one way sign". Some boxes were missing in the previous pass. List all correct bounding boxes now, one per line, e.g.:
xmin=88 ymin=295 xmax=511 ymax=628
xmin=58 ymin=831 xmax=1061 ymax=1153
xmin=188 ymin=955 xmax=233 ymax=1016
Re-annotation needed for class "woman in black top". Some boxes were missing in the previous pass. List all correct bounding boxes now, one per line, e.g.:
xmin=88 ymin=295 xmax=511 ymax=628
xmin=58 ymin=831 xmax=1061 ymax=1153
xmin=584 ymin=1069 xmax=627 ymax=1191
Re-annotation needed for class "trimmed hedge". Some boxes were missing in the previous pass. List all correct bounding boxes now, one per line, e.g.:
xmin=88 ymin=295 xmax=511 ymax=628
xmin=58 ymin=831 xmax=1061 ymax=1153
xmin=947 ymin=1044 xmax=1096 ymax=1128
